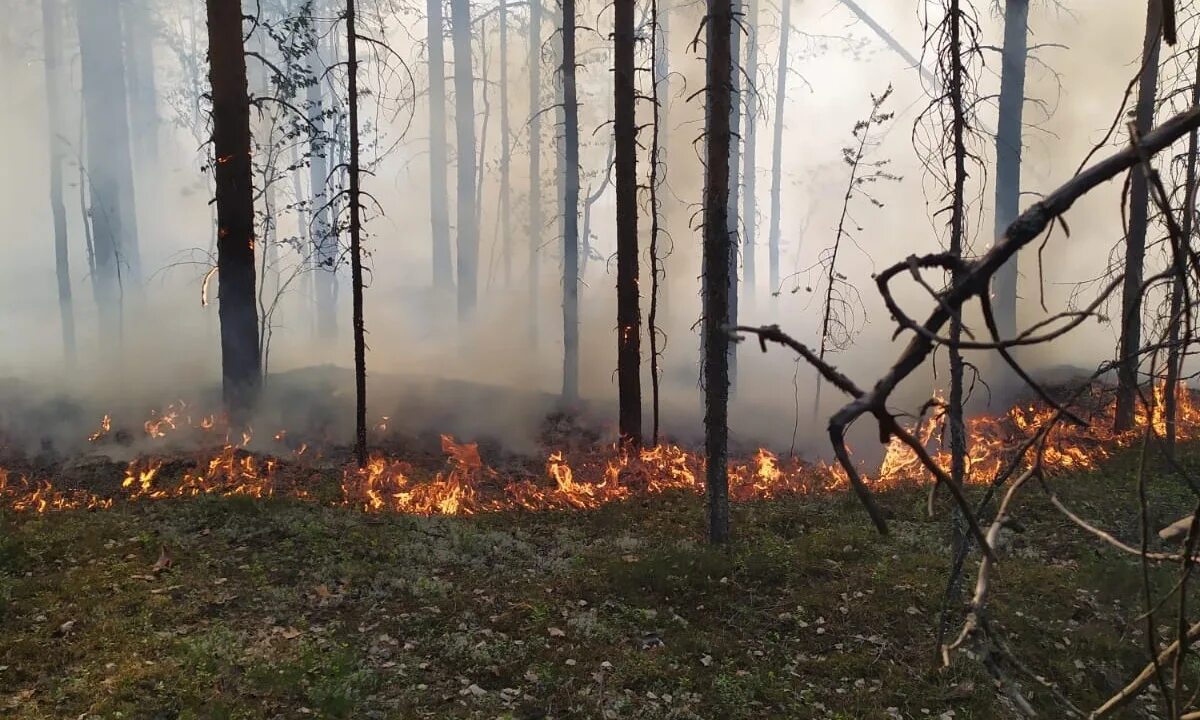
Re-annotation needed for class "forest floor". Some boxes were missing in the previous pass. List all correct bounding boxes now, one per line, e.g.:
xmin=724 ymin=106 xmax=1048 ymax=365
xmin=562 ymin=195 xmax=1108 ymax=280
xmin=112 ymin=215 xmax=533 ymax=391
xmin=0 ymin=447 xmax=1196 ymax=720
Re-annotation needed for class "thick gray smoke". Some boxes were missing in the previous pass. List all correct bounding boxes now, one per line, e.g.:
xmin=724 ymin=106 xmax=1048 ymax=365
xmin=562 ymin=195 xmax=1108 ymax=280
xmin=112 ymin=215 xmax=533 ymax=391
xmin=0 ymin=0 xmax=1157 ymax=459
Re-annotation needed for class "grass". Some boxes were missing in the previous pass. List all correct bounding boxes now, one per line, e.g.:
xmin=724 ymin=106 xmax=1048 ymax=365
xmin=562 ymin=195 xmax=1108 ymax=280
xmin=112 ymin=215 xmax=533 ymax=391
xmin=1 ymin=448 xmax=1198 ymax=719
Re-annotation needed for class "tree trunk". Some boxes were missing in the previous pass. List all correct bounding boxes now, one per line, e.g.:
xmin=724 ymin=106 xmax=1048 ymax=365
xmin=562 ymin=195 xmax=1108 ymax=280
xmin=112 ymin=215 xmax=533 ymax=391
xmin=206 ymin=0 xmax=262 ymax=417
xmin=528 ymin=0 xmax=542 ymax=343
xmin=305 ymin=4 xmax=337 ymax=339
xmin=838 ymin=0 xmax=938 ymax=90
xmin=649 ymin=0 xmax=665 ymax=444
xmin=767 ymin=0 xmax=788 ymax=294
xmin=990 ymin=0 xmax=1028 ymax=360
xmin=346 ymin=0 xmax=368 ymax=466
xmin=122 ymin=0 xmax=159 ymax=169
xmin=428 ymin=0 xmax=453 ymax=289
xmin=1164 ymin=34 xmax=1200 ymax=457
xmin=741 ymin=0 xmax=757 ymax=301
xmin=452 ymin=0 xmax=479 ymax=321
xmin=561 ymin=0 xmax=581 ymax=402
xmin=77 ymin=0 xmax=142 ymax=332
xmin=499 ymin=0 xmax=513 ymax=286
xmin=615 ymin=0 xmax=642 ymax=442
xmin=703 ymin=0 xmax=733 ymax=544
xmin=43 ymin=0 xmax=75 ymax=363
xmin=726 ymin=0 xmax=741 ymax=384
xmin=1115 ymin=0 xmax=1163 ymax=432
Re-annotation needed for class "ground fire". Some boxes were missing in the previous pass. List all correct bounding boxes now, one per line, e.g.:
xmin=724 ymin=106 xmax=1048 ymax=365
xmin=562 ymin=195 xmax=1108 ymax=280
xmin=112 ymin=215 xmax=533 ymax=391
xmin=1 ymin=383 xmax=1192 ymax=517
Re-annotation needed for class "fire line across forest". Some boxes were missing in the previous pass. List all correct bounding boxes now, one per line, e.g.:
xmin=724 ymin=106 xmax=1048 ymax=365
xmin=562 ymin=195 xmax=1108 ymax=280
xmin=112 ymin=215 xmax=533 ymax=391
xmin=0 ymin=384 xmax=1195 ymax=516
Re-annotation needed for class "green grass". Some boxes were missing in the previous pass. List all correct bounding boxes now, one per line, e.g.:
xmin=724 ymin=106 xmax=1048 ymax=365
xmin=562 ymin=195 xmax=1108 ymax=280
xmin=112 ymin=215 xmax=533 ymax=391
xmin=2 ymin=449 xmax=1198 ymax=719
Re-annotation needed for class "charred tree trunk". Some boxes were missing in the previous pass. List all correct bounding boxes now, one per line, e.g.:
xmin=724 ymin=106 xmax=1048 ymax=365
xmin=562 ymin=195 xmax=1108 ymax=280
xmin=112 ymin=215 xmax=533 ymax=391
xmin=452 ymin=0 xmax=479 ymax=320
xmin=561 ymin=0 xmax=581 ymax=402
xmin=1165 ymin=38 xmax=1200 ymax=456
xmin=77 ymin=0 xmax=142 ymax=331
xmin=740 ymin=0 xmax=757 ymax=301
xmin=947 ymin=0 xmax=967 ymax=488
xmin=305 ymin=4 xmax=337 ymax=339
xmin=346 ymin=0 xmax=368 ymax=466
xmin=726 ymin=0 xmax=741 ymax=384
xmin=703 ymin=0 xmax=733 ymax=544
xmin=43 ymin=0 xmax=75 ymax=363
xmin=649 ymin=0 xmax=665 ymax=444
xmin=428 ymin=0 xmax=453 ymax=290
xmin=990 ymin=0 xmax=1028 ymax=359
xmin=766 ymin=0 xmax=788 ymax=294
xmin=528 ymin=0 xmax=543 ymax=342
xmin=1115 ymin=0 xmax=1163 ymax=432
xmin=615 ymin=0 xmax=642 ymax=442
xmin=206 ymin=0 xmax=262 ymax=417
xmin=499 ymin=0 xmax=513 ymax=285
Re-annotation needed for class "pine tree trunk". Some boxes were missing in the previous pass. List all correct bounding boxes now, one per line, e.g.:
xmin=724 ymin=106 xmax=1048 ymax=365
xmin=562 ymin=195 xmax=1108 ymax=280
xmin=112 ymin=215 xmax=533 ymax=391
xmin=305 ymin=5 xmax=337 ymax=339
xmin=991 ymin=0 xmax=1028 ymax=357
xmin=428 ymin=0 xmax=453 ymax=289
xmin=77 ymin=0 xmax=142 ymax=332
xmin=499 ymin=0 xmax=513 ymax=286
xmin=43 ymin=0 xmax=75 ymax=363
xmin=726 ymin=0 xmax=741 ymax=384
xmin=767 ymin=0 xmax=788 ymax=294
xmin=206 ymin=0 xmax=262 ymax=417
xmin=615 ymin=0 xmax=642 ymax=442
xmin=703 ymin=0 xmax=733 ymax=544
xmin=561 ymin=0 xmax=581 ymax=402
xmin=346 ymin=0 xmax=368 ymax=466
xmin=452 ymin=0 xmax=479 ymax=321
xmin=1115 ymin=0 xmax=1163 ymax=432
xmin=741 ymin=0 xmax=757 ymax=300
xmin=528 ymin=0 xmax=542 ymax=342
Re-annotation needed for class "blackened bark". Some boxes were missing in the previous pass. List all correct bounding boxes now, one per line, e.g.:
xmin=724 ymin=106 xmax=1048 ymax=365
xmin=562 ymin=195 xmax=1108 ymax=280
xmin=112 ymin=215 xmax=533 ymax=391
xmin=990 ymin=0 xmax=1028 ymax=354
xmin=346 ymin=0 xmax=368 ymax=466
xmin=206 ymin=0 xmax=262 ymax=416
xmin=43 ymin=0 xmax=75 ymax=362
xmin=428 ymin=0 xmax=453 ymax=289
xmin=615 ymin=0 xmax=642 ymax=443
xmin=649 ymin=0 xmax=664 ymax=444
xmin=704 ymin=0 xmax=733 ymax=544
xmin=767 ymin=0 xmax=788 ymax=294
xmin=452 ymin=0 xmax=479 ymax=320
xmin=562 ymin=0 xmax=580 ymax=402
xmin=1115 ymin=0 xmax=1163 ymax=432
xmin=726 ymin=0 xmax=741 ymax=384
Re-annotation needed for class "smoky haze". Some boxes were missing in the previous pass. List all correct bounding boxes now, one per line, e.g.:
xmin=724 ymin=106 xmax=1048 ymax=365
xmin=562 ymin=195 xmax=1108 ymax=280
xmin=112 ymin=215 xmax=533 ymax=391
xmin=0 ymin=0 xmax=1159 ymax=461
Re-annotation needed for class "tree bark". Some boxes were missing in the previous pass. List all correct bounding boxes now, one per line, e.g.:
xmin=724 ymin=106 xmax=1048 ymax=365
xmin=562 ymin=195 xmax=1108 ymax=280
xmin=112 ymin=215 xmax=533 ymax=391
xmin=1115 ymin=0 xmax=1163 ymax=432
xmin=428 ymin=0 xmax=453 ymax=289
xmin=206 ymin=0 xmax=262 ymax=417
xmin=990 ymin=0 xmax=1028 ymax=362
xmin=43 ymin=0 xmax=75 ymax=363
xmin=346 ymin=0 xmax=368 ymax=466
xmin=305 ymin=3 xmax=337 ymax=339
xmin=703 ymin=0 xmax=733 ymax=544
xmin=452 ymin=0 xmax=479 ymax=321
xmin=726 ymin=0 xmax=741 ymax=384
xmin=499 ymin=0 xmax=513 ymax=286
xmin=767 ymin=0 xmax=788 ymax=294
xmin=615 ymin=0 xmax=642 ymax=442
xmin=741 ymin=0 xmax=757 ymax=300
xmin=77 ymin=0 xmax=142 ymax=332
xmin=528 ymin=0 xmax=543 ymax=343
xmin=561 ymin=0 xmax=581 ymax=402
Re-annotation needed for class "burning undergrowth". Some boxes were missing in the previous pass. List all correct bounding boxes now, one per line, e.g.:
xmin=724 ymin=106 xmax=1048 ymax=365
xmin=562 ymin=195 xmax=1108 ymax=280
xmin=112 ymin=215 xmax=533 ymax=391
xmin=0 ymin=383 xmax=1196 ymax=517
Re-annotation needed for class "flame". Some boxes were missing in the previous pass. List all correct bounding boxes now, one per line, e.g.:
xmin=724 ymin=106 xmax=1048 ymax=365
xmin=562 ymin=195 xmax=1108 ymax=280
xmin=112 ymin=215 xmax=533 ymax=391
xmin=88 ymin=414 xmax=112 ymax=443
xmin=6 ymin=383 xmax=1198 ymax=517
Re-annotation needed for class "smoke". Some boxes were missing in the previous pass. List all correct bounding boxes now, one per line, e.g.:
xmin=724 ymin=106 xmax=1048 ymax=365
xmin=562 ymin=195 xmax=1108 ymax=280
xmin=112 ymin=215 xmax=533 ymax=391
xmin=0 ymin=0 xmax=1163 ymax=461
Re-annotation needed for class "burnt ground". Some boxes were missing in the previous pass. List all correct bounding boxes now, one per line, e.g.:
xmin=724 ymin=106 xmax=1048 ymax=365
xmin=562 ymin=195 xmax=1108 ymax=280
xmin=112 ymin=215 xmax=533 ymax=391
xmin=1 ymin=444 xmax=1198 ymax=719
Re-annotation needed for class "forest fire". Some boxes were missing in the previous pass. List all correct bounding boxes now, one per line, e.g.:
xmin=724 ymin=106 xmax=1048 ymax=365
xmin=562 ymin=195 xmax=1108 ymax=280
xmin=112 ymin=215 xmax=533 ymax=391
xmin=1 ymin=383 xmax=1195 ymax=518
